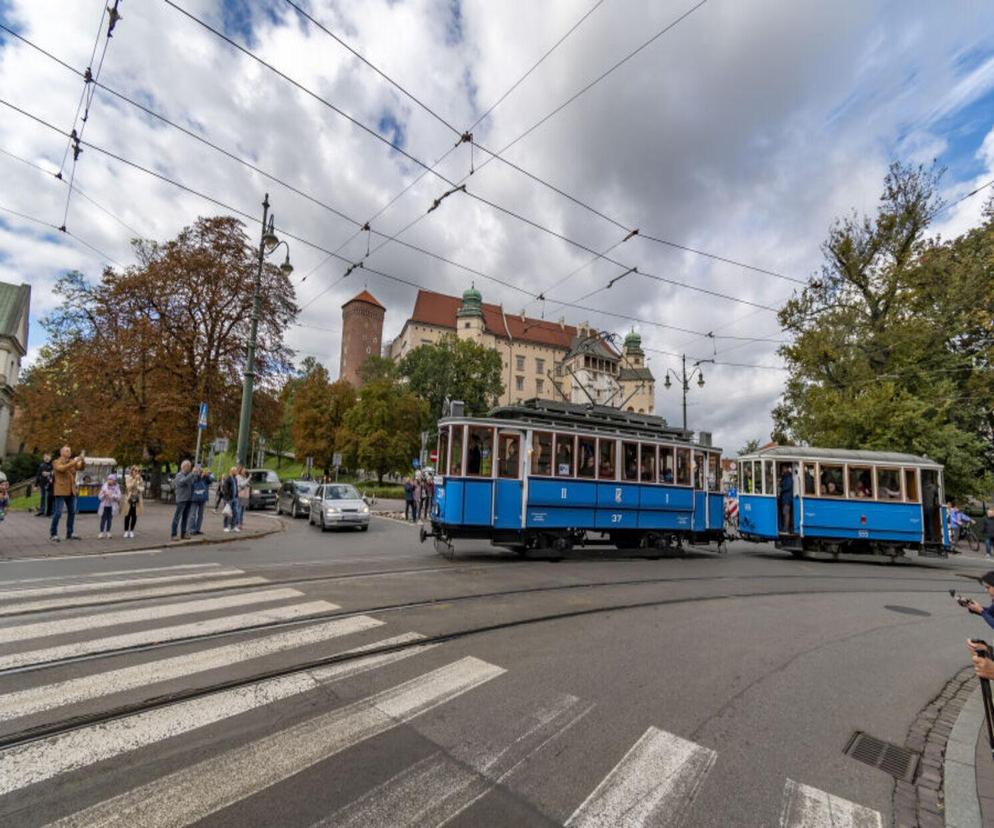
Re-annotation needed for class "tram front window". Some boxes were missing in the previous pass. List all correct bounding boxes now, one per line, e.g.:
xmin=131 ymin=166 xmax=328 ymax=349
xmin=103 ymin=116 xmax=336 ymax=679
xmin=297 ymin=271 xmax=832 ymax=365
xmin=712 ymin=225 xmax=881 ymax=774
xmin=598 ymin=439 xmax=616 ymax=479
xmin=466 ymin=427 xmax=493 ymax=476
xmin=498 ymin=433 xmax=520 ymax=479
xmin=742 ymin=462 xmax=754 ymax=493
xmin=449 ymin=425 xmax=464 ymax=476
xmin=532 ymin=432 xmax=552 ymax=476
xmin=437 ymin=429 xmax=449 ymax=477
xmin=578 ymin=437 xmax=596 ymax=478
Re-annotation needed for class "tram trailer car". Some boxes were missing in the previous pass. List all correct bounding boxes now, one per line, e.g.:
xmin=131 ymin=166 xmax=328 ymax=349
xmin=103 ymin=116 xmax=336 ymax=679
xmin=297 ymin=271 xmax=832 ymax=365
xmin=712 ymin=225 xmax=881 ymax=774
xmin=421 ymin=400 xmax=725 ymax=558
xmin=736 ymin=446 xmax=950 ymax=559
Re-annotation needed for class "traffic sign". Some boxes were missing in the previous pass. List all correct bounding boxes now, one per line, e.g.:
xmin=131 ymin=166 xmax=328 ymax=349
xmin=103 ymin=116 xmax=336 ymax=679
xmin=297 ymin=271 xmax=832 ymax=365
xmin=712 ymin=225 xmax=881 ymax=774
xmin=332 ymin=452 xmax=342 ymax=468
xmin=212 ymin=437 xmax=229 ymax=453
xmin=412 ymin=458 xmax=421 ymax=469
xmin=429 ymin=449 xmax=438 ymax=463
xmin=197 ymin=402 xmax=208 ymax=429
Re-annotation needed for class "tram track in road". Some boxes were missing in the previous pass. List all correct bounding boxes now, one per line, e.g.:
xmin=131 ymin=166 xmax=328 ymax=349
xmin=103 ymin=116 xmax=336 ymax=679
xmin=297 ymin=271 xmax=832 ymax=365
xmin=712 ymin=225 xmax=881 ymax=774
xmin=0 ymin=576 xmax=963 ymax=752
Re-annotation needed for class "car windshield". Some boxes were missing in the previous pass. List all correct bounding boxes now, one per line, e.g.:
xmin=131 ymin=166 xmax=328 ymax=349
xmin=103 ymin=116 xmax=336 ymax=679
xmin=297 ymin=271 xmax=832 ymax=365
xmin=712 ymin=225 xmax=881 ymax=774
xmin=323 ymin=485 xmax=360 ymax=500
xmin=250 ymin=471 xmax=279 ymax=483
xmin=295 ymin=482 xmax=316 ymax=494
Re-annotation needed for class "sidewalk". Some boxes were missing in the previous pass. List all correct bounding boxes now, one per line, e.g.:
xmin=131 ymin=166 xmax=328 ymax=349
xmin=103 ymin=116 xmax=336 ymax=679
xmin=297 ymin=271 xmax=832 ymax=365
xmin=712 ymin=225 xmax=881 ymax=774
xmin=0 ymin=502 xmax=281 ymax=561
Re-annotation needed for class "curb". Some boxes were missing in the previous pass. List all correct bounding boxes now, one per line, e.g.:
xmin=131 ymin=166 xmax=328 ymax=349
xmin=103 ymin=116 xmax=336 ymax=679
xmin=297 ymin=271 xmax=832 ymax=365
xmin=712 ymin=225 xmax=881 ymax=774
xmin=0 ymin=513 xmax=287 ymax=562
xmin=944 ymin=685 xmax=984 ymax=827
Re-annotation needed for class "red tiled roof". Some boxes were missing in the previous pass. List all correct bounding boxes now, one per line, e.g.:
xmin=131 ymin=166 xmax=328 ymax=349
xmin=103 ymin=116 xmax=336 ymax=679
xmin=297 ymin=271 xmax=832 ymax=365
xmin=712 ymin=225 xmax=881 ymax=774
xmin=342 ymin=289 xmax=385 ymax=310
xmin=408 ymin=289 xmax=577 ymax=349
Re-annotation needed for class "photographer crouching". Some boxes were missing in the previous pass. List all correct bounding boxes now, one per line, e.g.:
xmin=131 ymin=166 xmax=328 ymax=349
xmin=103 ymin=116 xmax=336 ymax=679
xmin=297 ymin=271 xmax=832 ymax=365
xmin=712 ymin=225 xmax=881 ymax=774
xmin=959 ymin=572 xmax=994 ymax=629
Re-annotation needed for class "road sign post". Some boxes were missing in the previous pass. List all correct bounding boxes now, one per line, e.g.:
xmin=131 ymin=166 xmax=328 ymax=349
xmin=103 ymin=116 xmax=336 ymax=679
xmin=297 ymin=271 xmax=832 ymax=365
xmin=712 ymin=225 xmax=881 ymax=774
xmin=332 ymin=452 xmax=342 ymax=482
xmin=194 ymin=402 xmax=208 ymax=464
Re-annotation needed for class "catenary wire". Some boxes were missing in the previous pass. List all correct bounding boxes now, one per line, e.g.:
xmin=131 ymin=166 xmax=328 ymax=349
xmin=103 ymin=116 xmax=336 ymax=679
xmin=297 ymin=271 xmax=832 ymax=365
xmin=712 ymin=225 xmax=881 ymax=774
xmin=0 ymin=203 xmax=122 ymax=266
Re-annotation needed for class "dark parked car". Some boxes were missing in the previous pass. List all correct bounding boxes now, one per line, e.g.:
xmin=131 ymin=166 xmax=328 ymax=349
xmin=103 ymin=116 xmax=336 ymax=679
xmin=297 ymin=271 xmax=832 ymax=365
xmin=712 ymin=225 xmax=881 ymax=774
xmin=276 ymin=480 xmax=317 ymax=518
xmin=246 ymin=469 xmax=280 ymax=510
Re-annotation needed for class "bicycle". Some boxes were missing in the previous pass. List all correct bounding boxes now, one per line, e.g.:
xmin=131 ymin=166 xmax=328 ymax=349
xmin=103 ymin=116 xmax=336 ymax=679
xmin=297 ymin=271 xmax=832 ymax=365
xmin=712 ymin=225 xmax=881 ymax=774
xmin=960 ymin=523 xmax=981 ymax=553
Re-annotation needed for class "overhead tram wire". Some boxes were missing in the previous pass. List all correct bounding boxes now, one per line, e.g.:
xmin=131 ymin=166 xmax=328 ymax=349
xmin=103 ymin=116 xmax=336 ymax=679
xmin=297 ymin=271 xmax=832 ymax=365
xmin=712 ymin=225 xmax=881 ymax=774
xmin=0 ymin=203 xmax=122 ymax=267
xmin=288 ymin=0 xmax=802 ymax=289
xmin=56 ymin=1 xmax=107 ymax=177
xmin=160 ymin=1 xmax=781 ymax=315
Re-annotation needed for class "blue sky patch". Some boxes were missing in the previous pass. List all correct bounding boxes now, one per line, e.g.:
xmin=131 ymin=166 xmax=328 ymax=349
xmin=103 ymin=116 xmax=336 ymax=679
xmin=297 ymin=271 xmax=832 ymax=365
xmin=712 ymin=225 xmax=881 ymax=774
xmin=445 ymin=0 xmax=463 ymax=46
xmin=220 ymin=0 xmax=282 ymax=47
xmin=378 ymin=112 xmax=406 ymax=151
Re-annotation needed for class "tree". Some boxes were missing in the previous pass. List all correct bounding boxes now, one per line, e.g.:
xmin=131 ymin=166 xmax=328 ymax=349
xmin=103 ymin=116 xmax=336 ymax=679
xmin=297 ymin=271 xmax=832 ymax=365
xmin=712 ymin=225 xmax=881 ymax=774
xmin=289 ymin=362 xmax=356 ymax=474
xmin=15 ymin=216 xmax=297 ymax=489
xmin=774 ymin=163 xmax=993 ymax=496
xmin=398 ymin=335 xmax=504 ymax=423
xmin=339 ymin=374 xmax=429 ymax=484
xmin=738 ymin=438 xmax=762 ymax=456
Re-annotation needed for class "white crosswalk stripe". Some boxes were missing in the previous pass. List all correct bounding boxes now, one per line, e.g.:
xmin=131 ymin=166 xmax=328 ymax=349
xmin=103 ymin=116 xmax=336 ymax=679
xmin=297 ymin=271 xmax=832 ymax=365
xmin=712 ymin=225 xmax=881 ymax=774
xmin=0 ymin=615 xmax=385 ymax=722
xmin=0 ymin=567 xmax=246 ymax=601
xmin=320 ymin=692 xmax=593 ymax=828
xmin=0 ymin=562 xmax=222 ymax=588
xmin=0 ymin=599 xmax=339 ymax=671
xmin=0 ymin=631 xmax=436 ymax=797
xmin=0 ymin=574 xmax=269 ymax=616
xmin=42 ymin=656 xmax=504 ymax=827
xmin=779 ymin=779 xmax=883 ymax=828
xmin=565 ymin=726 xmax=717 ymax=828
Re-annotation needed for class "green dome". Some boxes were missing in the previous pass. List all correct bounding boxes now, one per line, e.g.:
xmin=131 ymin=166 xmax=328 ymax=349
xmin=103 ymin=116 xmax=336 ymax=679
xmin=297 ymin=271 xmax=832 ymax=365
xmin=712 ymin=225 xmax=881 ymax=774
xmin=624 ymin=329 xmax=642 ymax=351
xmin=457 ymin=283 xmax=483 ymax=318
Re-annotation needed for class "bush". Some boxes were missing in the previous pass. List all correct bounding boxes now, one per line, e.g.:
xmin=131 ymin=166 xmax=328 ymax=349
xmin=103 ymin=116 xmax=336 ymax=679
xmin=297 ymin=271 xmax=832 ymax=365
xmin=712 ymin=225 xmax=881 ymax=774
xmin=0 ymin=452 xmax=41 ymax=485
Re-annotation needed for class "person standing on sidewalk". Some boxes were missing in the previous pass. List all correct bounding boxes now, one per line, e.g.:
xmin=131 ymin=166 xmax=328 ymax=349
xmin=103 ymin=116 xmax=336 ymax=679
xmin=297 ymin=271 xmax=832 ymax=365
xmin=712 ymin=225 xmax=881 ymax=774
xmin=97 ymin=474 xmax=122 ymax=538
xmin=982 ymin=508 xmax=994 ymax=560
xmin=235 ymin=466 xmax=250 ymax=532
xmin=170 ymin=460 xmax=195 ymax=541
xmin=221 ymin=466 xmax=238 ymax=532
xmin=403 ymin=477 xmax=416 ymax=522
xmin=49 ymin=445 xmax=84 ymax=543
xmin=122 ymin=466 xmax=143 ymax=538
xmin=35 ymin=453 xmax=52 ymax=517
xmin=0 ymin=471 xmax=9 ymax=521
xmin=189 ymin=466 xmax=211 ymax=535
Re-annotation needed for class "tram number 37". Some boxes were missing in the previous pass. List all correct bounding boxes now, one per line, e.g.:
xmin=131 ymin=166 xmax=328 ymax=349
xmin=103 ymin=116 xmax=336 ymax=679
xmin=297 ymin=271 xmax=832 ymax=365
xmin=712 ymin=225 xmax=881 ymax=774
xmin=611 ymin=513 xmax=623 ymax=523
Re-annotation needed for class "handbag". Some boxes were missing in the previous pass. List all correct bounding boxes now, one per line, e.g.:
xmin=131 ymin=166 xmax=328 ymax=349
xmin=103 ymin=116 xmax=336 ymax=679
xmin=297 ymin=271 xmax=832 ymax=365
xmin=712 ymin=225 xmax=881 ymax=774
xmin=222 ymin=502 xmax=233 ymax=517
xmin=128 ymin=494 xmax=139 ymax=505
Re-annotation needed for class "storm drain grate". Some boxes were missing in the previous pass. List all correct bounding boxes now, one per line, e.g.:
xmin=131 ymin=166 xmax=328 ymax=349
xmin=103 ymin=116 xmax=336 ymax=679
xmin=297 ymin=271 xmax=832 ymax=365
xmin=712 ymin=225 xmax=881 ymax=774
xmin=844 ymin=732 xmax=919 ymax=783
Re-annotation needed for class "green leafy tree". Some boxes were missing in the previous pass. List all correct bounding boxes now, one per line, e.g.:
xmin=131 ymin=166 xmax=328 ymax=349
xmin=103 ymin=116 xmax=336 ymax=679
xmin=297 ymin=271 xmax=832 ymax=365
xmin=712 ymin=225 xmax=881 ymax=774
xmin=289 ymin=362 xmax=357 ymax=474
xmin=738 ymin=438 xmax=762 ymax=456
xmin=398 ymin=335 xmax=504 ymax=423
xmin=339 ymin=375 xmax=429 ymax=484
xmin=774 ymin=163 xmax=993 ymax=496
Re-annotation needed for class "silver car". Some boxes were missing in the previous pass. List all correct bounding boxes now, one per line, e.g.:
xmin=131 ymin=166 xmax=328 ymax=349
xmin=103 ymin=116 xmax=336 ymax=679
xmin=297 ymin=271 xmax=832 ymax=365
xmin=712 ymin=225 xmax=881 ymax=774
xmin=276 ymin=480 xmax=318 ymax=518
xmin=308 ymin=483 xmax=371 ymax=532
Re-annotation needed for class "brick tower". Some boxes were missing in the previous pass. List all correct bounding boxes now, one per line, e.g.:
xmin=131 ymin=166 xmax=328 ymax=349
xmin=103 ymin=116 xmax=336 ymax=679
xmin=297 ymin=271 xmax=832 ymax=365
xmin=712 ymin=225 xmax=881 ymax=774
xmin=339 ymin=290 xmax=385 ymax=386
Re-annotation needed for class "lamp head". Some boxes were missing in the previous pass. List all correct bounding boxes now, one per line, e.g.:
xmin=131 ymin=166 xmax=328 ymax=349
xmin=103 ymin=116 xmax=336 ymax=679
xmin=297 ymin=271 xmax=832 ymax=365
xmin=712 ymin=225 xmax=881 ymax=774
xmin=262 ymin=215 xmax=279 ymax=251
xmin=697 ymin=372 xmax=705 ymax=387
xmin=279 ymin=251 xmax=293 ymax=277
xmin=664 ymin=375 xmax=671 ymax=390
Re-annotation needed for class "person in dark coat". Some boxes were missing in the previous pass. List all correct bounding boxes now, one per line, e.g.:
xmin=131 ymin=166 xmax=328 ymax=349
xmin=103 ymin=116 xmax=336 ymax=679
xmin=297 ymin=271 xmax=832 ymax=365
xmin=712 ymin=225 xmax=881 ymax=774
xmin=35 ymin=453 xmax=53 ymax=516
xmin=778 ymin=466 xmax=794 ymax=533
xmin=170 ymin=460 xmax=195 ymax=541
xmin=982 ymin=508 xmax=994 ymax=560
xmin=403 ymin=477 xmax=416 ymax=522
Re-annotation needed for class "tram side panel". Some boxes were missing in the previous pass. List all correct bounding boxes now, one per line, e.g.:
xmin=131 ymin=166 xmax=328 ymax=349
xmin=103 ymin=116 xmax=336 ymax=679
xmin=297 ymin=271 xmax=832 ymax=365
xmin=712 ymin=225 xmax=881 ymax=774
xmin=637 ymin=485 xmax=694 ymax=531
xmin=801 ymin=498 xmax=922 ymax=545
xmin=738 ymin=494 xmax=777 ymax=539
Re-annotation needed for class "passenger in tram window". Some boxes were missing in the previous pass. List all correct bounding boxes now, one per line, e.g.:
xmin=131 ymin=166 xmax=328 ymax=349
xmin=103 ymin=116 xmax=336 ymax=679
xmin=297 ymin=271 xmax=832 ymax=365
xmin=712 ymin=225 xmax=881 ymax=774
xmin=467 ymin=433 xmax=482 ymax=475
xmin=499 ymin=437 xmax=519 ymax=478
xmin=556 ymin=437 xmax=573 ymax=477
xmin=580 ymin=449 xmax=595 ymax=478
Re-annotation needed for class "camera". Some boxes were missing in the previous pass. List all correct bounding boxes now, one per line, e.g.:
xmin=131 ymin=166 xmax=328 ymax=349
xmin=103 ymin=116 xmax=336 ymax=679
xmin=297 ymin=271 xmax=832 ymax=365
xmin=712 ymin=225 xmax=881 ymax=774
xmin=972 ymin=639 xmax=994 ymax=660
xmin=951 ymin=589 xmax=972 ymax=608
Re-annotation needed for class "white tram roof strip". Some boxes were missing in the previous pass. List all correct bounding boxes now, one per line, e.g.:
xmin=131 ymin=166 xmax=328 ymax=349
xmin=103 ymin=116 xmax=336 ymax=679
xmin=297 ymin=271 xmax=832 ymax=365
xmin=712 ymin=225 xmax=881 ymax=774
xmin=565 ymin=726 xmax=717 ymax=828
xmin=0 ymin=568 xmax=247 ymax=601
xmin=0 ymin=586 xmax=305 ymax=644
xmin=0 ymin=575 xmax=271 ymax=618
xmin=779 ymin=779 xmax=883 ymax=828
xmin=320 ymin=692 xmax=592 ymax=828
xmin=0 ymin=615 xmax=385 ymax=723
xmin=0 ymin=562 xmax=222 ymax=588
xmin=0 ymin=600 xmax=338 ymax=671
xmin=20 ymin=649 xmax=488 ymax=816
xmin=0 ymin=642 xmax=452 ymax=804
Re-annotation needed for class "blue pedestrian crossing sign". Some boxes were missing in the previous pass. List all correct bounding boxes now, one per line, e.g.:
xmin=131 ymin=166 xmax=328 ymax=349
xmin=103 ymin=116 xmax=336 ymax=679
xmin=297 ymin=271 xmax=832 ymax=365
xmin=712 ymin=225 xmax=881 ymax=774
xmin=198 ymin=402 xmax=208 ymax=429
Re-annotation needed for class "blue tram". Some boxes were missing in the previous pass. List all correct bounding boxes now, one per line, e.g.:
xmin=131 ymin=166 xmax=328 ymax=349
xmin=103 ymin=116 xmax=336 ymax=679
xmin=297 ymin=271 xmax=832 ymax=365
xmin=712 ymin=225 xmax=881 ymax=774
xmin=735 ymin=446 xmax=950 ymax=558
xmin=421 ymin=400 xmax=725 ymax=557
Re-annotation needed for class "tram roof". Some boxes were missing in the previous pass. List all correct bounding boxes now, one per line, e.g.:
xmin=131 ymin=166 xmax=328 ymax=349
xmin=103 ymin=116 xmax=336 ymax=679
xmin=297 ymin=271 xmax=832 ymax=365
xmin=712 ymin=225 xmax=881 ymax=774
xmin=739 ymin=445 xmax=942 ymax=467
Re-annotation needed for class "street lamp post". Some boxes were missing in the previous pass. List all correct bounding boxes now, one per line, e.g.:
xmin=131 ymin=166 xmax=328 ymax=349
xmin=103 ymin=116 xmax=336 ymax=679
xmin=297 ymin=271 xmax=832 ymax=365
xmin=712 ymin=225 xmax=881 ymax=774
xmin=663 ymin=353 xmax=714 ymax=433
xmin=236 ymin=193 xmax=293 ymax=467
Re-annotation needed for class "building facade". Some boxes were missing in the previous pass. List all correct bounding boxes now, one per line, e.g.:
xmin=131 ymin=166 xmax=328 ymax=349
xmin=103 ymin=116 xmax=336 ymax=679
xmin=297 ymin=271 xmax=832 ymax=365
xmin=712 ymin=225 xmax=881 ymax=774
xmin=0 ymin=281 xmax=30 ymax=459
xmin=338 ymin=290 xmax=385 ymax=386
xmin=389 ymin=287 xmax=655 ymax=413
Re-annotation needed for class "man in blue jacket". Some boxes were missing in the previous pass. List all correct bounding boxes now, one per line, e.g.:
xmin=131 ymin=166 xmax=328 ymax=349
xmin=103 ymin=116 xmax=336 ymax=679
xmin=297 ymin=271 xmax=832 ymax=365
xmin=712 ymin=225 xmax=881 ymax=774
xmin=965 ymin=572 xmax=994 ymax=628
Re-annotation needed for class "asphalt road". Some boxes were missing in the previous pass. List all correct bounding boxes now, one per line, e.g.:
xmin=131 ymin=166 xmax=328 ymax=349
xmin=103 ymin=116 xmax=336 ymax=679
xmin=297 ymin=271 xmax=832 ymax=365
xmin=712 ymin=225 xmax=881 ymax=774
xmin=0 ymin=513 xmax=988 ymax=827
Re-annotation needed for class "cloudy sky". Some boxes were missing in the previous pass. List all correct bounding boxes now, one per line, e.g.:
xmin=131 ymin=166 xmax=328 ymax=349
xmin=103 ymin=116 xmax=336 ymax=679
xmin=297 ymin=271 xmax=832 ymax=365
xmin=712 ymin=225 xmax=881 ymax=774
xmin=1 ymin=0 xmax=993 ymax=453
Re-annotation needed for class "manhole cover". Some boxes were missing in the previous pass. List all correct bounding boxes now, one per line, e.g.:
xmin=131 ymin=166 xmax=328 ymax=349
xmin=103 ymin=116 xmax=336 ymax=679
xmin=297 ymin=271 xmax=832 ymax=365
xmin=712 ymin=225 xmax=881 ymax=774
xmin=844 ymin=732 xmax=919 ymax=782
xmin=883 ymin=605 xmax=931 ymax=617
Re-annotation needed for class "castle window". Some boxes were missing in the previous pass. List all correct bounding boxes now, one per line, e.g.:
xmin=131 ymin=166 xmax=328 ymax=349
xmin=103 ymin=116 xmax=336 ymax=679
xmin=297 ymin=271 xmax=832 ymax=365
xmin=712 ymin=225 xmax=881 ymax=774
xmin=535 ymin=358 xmax=544 ymax=374
xmin=515 ymin=375 xmax=524 ymax=391
xmin=536 ymin=378 xmax=544 ymax=394
xmin=464 ymin=322 xmax=471 ymax=328
xmin=516 ymin=355 xmax=525 ymax=371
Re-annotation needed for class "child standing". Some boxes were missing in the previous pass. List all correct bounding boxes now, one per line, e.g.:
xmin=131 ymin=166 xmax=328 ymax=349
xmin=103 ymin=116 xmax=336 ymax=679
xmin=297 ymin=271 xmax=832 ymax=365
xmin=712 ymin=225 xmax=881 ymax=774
xmin=98 ymin=474 xmax=122 ymax=538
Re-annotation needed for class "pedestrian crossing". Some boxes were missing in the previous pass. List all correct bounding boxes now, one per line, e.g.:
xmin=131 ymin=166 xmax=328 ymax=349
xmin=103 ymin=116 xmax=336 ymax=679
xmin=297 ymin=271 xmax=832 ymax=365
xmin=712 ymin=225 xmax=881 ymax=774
xmin=0 ymin=561 xmax=886 ymax=827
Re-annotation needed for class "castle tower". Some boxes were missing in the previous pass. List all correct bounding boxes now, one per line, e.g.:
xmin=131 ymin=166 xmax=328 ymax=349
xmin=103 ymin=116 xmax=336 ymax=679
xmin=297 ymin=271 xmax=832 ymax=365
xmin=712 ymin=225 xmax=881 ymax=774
xmin=623 ymin=329 xmax=644 ymax=367
xmin=339 ymin=290 xmax=385 ymax=386
xmin=456 ymin=284 xmax=485 ymax=343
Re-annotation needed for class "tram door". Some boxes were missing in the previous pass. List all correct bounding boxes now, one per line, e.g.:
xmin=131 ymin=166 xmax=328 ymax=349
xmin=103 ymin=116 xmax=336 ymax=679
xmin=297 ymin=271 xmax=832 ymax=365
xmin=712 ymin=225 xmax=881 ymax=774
xmin=776 ymin=462 xmax=796 ymax=534
xmin=921 ymin=469 xmax=941 ymax=543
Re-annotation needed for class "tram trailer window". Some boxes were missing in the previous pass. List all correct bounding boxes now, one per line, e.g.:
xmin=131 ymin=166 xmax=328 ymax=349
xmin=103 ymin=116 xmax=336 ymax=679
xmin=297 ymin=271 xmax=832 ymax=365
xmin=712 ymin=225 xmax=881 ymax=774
xmin=742 ymin=461 xmax=754 ymax=493
xmin=819 ymin=464 xmax=844 ymax=496
xmin=707 ymin=454 xmax=719 ymax=490
xmin=555 ymin=434 xmax=575 ymax=477
xmin=676 ymin=448 xmax=691 ymax=486
xmin=623 ymin=442 xmax=639 ymax=482
xmin=598 ymin=439 xmax=616 ymax=479
xmin=659 ymin=446 xmax=675 ymax=484
xmin=641 ymin=444 xmax=657 ymax=482
xmin=532 ymin=432 xmax=553 ymax=476
xmin=498 ymin=433 xmax=521 ymax=479
xmin=763 ymin=460 xmax=775 ymax=495
xmin=877 ymin=467 xmax=902 ymax=500
xmin=578 ymin=436 xmax=596 ymax=478
xmin=904 ymin=468 xmax=919 ymax=502
xmin=848 ymin=466 xmax=873 ymax=499
xmin=802 ymin=463 xmax=816 ymax=496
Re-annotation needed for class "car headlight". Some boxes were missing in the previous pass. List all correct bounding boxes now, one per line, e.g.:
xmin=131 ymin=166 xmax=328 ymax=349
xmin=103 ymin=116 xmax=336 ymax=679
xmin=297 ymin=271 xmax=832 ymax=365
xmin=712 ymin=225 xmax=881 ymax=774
xmin=360 ymin=503 xmax=369 ymax=514
xmin=299 ymin=497 xmax=310 ymax=505
xmin=326 ymin=506 xmax=341 ymax=514
xmin=251 ymin=489 xmax=261 ymax=495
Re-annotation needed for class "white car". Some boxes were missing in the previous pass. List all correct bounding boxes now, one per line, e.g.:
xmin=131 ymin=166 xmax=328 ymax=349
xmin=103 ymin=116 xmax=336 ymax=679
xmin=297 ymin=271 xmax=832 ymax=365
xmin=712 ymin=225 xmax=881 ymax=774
xmin=308 ymin=483 xmax=371 ymax=532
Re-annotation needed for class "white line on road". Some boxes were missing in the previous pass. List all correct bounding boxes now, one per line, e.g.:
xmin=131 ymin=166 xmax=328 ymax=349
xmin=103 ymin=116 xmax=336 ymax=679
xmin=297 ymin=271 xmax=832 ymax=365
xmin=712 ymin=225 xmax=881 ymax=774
xmin=322 ymin=692 xmax=593 ymax=828
xmin=43 ymin=656 xmax=504 ymax=827
xmin=0 ymin=586 xmax=305 ymax=644
xmin=565 ymin=726 xmax=717 ymax=828
xmin=0 ymin=563 xmax=222 ymax=588
xmin=779 ymin=779 xmax=882 ymax=828
xmin=0 ymin=599 xmax=338 ymax=671
xmin=0 ymin=615 xmax=384 ymax=722
xmin=0 ymin=568 xmax=246 ymax=601
xmin=4 ymin=548 xmax=166 ymax=563
xmin=0 ymin=575 xmax=270 ymax=617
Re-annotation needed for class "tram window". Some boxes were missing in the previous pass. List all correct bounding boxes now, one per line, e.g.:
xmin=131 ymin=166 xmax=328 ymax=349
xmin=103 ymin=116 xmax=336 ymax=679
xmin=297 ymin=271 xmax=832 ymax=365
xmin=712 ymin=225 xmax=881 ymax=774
xmin=693 ymin=452 xmax=705 ymax=489
xmin=598 ymin=440 xmax=616 ymax=479
xmin=904 ymin=468 xmax=919 ymax=502
xmin=640 ymin=444 xmax=656 ymax=482
xmin=497 ymin=433 xmax=521 ymax=479
xmin=532 ymin=432 xmax=552 ymax=476
xmin=763 ymin=460 xmax=775 ymax=495
xmin=876 ymin=467 xmax=901 ymax=500
xmin=676 ymin=448 xmax=691 ymax=486
xmin=449 ymin=425 xmax=465 ymax=476
xmin=555 ymin=434 xmax=575 ymax=477
xmin=708 ymin=454 xmax=719 ymax=490
xmin=577 ymin=437 xmax=596 ymax=478
xmin=437 ymin=429 xmax=449 ymax=477
xmin=803 ymin=463 xmax=816 ymax=496
xmin=848 ymin=466 xmax=873 ymax=499
xmin=819 ymin=464 xmax=843 ymax=496
xmin=622 ymin=442 xmax=639 ymax=481
xmin=742 ymin=461 xmax=754 ymax=493
xmin=659 ymin=446 xmax=675 ymax=484
xmin=466 ymin=427 xmax=493 ymax=476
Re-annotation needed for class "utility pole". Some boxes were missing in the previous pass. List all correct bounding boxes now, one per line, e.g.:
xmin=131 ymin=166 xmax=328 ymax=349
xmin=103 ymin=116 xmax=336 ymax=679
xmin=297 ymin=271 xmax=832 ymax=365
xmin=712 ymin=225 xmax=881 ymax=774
xmin=663 ymin=354 xmax=714 ymax=432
